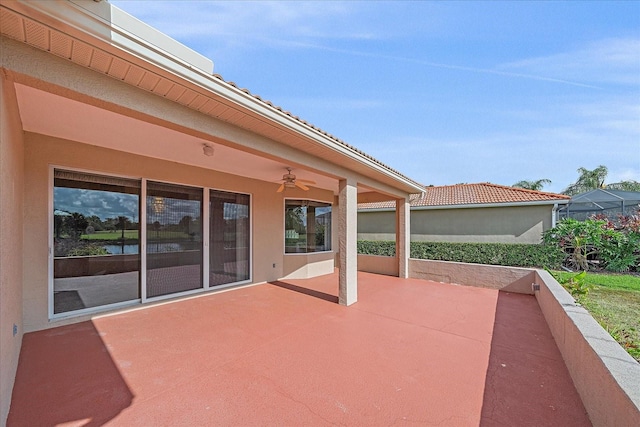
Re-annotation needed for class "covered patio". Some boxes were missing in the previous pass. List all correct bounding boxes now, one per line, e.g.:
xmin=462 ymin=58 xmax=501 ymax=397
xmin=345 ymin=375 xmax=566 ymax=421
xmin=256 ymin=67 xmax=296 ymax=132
xmin=8 ymin=272 xmax=589 ymax=426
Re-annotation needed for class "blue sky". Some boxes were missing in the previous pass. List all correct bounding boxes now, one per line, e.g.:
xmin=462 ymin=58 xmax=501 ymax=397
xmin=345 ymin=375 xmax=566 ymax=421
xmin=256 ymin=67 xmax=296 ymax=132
xmin=111 ymin=1 xmax=639 ymax=194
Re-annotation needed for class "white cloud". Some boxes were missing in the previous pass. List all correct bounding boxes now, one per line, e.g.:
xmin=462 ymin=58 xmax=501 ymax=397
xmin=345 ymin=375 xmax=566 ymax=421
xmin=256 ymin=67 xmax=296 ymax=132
xmin=365 ymin=93 xmax=640 ymax=193
xmin=111 ymin=1 xmax=369 ymax=43
xmin=608 ymin=168 xmax=640 ymax=184
xmin=500 ymin=38 xmax=640 ymax=86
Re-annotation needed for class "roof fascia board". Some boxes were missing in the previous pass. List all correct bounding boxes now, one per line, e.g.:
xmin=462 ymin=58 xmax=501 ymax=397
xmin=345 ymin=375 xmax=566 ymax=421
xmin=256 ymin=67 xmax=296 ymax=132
xmin=0 ymin=37 xmax=407 ymax=199
xmin=411 ymin=200 xmax=570 ymax=210
xmin=359 ymin=199 xmax=570 ymax=212
xmin=5 ymin=0 xmax=424 ymax=195
xmin=6 ymin=0 xmax=214 ymax=73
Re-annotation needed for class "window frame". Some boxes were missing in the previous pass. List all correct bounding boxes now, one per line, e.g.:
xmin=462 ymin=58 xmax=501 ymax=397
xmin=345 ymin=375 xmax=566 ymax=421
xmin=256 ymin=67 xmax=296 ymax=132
xmin=49 ymin=166 xmax=143 ymax=319
xmin=209 ymin=189 xmax=252 ymax=286
xmin=283 ymin=198 xmax=333 ymax=255
xmin=48 ymin=165 xmax=253 ymax=320
xmin=145 ymin=179 xmax=205 ymax=299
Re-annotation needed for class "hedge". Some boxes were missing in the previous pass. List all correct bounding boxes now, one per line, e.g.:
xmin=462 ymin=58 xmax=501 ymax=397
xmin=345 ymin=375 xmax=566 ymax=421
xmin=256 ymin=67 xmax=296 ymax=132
xmin=357 ymin=240 xmax=563 ymax=269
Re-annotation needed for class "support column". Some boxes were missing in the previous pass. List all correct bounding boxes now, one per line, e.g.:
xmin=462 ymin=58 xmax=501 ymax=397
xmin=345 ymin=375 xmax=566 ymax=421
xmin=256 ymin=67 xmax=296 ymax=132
xmin=338 ymin=178 xmax=357 ymax=306
xmin=396 ymin=196 xmax=410 ymax=278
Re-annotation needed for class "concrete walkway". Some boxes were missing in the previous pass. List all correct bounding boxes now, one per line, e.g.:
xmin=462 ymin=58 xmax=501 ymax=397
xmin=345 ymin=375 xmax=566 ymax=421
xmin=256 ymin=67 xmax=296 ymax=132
xmin=8 ymin=272 xmax=590 ymax=426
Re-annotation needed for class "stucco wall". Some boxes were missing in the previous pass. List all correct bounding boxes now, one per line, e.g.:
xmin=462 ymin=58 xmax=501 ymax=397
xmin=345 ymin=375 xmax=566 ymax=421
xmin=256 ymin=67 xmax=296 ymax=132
xmin=22 ymin=133 xmax=334 ymax=332
xmin=358 ymin=205 xmax=553 ymax=244
xmin=0 ymin=74 xmax=25 ymax=425
xmin=357 ymin=210 xmax=396 ymax=241
xmin=283 ymin=252 xmax=335 ymax=279
xmin=408 ymin=259 xmax=536 ymax=294
xmin=405 ymin=259 xmax=640 ymax=426
xmin=534 ymin=270 xmax=640 ymax=427
xmin=357 ymin=254 xmax=399 ymax=276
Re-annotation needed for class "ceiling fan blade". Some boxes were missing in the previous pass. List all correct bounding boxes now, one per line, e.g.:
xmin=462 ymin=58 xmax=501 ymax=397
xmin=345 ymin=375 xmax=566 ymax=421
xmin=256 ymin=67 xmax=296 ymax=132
xmin=295 ymin=181 xmax=310 ymax=191
xmin=277 ymin=183 xmax=285 ymax=193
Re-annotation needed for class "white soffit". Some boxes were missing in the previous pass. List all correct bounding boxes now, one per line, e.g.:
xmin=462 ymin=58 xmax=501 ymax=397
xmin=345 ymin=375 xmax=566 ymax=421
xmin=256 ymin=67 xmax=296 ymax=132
xmin=14 ymin=83 xmax=337 ymax=192
xmin=0 ymin=0 xmax=425 ymax=194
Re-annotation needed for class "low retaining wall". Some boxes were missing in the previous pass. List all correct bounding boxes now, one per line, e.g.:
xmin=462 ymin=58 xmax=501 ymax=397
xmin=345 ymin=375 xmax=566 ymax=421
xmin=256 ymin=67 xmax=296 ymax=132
xmin=408 ymin=258 xmax=536 ymax=294
xmin=357 ymin=254 xmax=398 ymax=276
xmin=54 ymin=254 xmax=139 ymax=278
xmin=534 ymin=269 xmax=640 ymax=427
xmin=406 ymin=258 xmax=639 ymax=427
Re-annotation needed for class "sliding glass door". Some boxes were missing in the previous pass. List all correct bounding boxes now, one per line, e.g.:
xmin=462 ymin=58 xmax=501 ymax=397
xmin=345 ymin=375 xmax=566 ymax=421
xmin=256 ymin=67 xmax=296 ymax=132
xmin=209 ymin=190 xmax=250 ymax=286
xmin=53 ymin=170 xmax=140 ymax=314
xmin=52 ymin=169 xmax=252 ymax=316
xmin=146 ymin=182 xmax=203 ymax=298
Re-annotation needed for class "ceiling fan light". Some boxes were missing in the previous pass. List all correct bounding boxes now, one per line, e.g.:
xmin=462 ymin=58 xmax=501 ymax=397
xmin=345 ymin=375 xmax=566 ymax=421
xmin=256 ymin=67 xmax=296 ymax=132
xmin=284 ymin=181 xmax=296 ymax=188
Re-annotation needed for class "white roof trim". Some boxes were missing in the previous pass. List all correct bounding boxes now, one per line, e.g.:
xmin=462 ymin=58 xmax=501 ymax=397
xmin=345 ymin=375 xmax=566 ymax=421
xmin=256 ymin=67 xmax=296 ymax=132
xmin=4 ymin=0 xmax=424 ymax=194
xmin=359 ymin=199 xmax=570 ymax=212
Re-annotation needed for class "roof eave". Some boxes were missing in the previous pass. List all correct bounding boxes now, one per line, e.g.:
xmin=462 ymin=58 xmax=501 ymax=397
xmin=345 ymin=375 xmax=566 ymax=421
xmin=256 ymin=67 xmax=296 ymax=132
xmin=6 ymin=0 xmax=424 ymax=194
xmin=359 ymin=199 xmax=570 ymax=212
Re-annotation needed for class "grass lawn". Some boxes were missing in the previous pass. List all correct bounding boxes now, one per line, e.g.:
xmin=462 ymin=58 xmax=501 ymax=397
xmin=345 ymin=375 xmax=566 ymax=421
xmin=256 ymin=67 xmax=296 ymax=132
xmin=81 ymin=230 xmax=193 ymax=241
xmin=81 ymin=230 xmax=139 ymax=240
xmin=553 ymin=271 xmax=640 ymax=362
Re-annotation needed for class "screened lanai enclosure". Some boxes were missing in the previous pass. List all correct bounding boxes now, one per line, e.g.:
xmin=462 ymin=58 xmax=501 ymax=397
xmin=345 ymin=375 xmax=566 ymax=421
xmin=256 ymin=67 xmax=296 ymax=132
xmin=557 ymin=189 xmax=640 ymax=221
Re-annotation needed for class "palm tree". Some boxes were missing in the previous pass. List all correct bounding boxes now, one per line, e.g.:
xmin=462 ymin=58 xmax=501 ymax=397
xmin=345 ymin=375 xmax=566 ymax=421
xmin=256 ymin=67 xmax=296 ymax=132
xmin=606 ymin=180 xmax=640 ymax=192
xmin=563 ymin=165 xmax=640 ymax=195
xmin=116 ymin=216 xmax=129 ymax=240
xmin=68 ymin=212 xmax=88 ymax=239
xmin=513 ymin=179 xmax=551 ymax=191
xmin=563 ymin=165 xmax=608 ymax=195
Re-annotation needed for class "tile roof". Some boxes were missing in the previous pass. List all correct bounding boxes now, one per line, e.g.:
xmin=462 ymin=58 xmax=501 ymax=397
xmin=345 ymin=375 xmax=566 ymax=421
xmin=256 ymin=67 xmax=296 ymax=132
xmin=210 ymin=74 xmax=423 ymax=188
xmin=359 ymin=183 xmax=571 ymax=210
xmin=0 ymin=3 xmax=424 ymax=192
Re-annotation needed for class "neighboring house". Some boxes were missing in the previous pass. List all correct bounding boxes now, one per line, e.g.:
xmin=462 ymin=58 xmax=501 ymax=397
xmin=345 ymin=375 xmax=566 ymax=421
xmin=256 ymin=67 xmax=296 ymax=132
xmin=0 ymin=1 xmax=423 ymax=422
xmin=358 ymin=183 xmax=570 ymax=244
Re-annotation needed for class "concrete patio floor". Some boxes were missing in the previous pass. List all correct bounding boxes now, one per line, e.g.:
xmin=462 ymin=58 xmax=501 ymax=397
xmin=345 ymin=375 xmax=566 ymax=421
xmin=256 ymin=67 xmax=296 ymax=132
xmin=8 ymin=272 xmax=590 ymax=426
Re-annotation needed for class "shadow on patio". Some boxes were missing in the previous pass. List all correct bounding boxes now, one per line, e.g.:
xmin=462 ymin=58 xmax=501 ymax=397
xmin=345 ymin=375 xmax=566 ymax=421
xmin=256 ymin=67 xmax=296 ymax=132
xmin=479 ymin=292 xmax=588 ymax=425
xmin=8 ymin=321 xmax=133 ymax=426
xmin=8 ymin=272 xmax=590 ymax=426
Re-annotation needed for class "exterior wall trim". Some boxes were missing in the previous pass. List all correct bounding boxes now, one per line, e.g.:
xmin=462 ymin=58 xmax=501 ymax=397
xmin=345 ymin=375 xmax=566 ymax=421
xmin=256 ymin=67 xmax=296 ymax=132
xmin=359 ymin=199 xmax=570 ymax=213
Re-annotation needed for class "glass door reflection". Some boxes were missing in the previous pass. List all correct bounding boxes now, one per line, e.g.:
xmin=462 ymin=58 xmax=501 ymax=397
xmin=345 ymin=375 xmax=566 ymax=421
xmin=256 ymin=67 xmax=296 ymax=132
xmin=146 ymin=182 xmax=203 ymax=298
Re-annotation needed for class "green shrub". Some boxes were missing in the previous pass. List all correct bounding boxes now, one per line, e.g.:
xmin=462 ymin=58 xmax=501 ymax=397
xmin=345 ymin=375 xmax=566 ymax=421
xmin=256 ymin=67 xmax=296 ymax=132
xmin=64 ymin=242 xmax=110 ymax=257
xmin=357 ymin=240 xmax=563 ymax=269
xmin=357 ymin=241 xmax=396 ymax=256
xmin=55 ymin=239 xmax=107 ymax=257
xmin=599 ymin=231 xmax=640 ymax=272
xmin=543 ymin=217 xmax=640 ymax=272
xmin=546 ymin=269 xmax=592 ymax=298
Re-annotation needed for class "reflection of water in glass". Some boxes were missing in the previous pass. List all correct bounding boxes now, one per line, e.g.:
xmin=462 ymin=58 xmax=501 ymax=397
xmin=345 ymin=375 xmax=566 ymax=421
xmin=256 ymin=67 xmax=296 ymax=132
xmin=103 ymin=244 xmax=139 ymax=255
xmin=104 ymin=242 xmax=193 ymax=254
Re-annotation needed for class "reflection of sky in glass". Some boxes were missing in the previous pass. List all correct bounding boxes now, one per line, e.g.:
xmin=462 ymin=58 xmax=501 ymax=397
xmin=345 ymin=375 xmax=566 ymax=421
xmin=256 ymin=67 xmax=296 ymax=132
xmin=146 ymin=196 xmax=201 ymax=226
xmin=223 ymin=203 xmax=249 ymax=220
xmin=315 ymin=207 xmax=331 ymax=225
xmin=54 ymin=187 xmax=139 ymax=221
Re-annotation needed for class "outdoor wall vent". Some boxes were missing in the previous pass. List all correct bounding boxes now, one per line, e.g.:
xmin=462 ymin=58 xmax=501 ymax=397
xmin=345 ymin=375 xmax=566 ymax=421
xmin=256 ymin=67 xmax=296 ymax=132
xmin=532 ymin=283 xmax=540 ymax=292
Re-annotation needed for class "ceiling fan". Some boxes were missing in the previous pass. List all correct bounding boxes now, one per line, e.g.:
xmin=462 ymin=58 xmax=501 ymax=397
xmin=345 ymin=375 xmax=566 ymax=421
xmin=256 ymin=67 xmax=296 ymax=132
xmin=276 ymin=167 xmax=316 ymax=192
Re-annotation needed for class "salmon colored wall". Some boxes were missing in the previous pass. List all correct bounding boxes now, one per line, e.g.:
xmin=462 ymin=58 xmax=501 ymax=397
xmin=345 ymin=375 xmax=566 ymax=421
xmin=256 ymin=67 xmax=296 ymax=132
xmin=0 ymin=75 xmax=25 ymax=425
xmin=22 ymin=133 xmax=334 ymax=332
